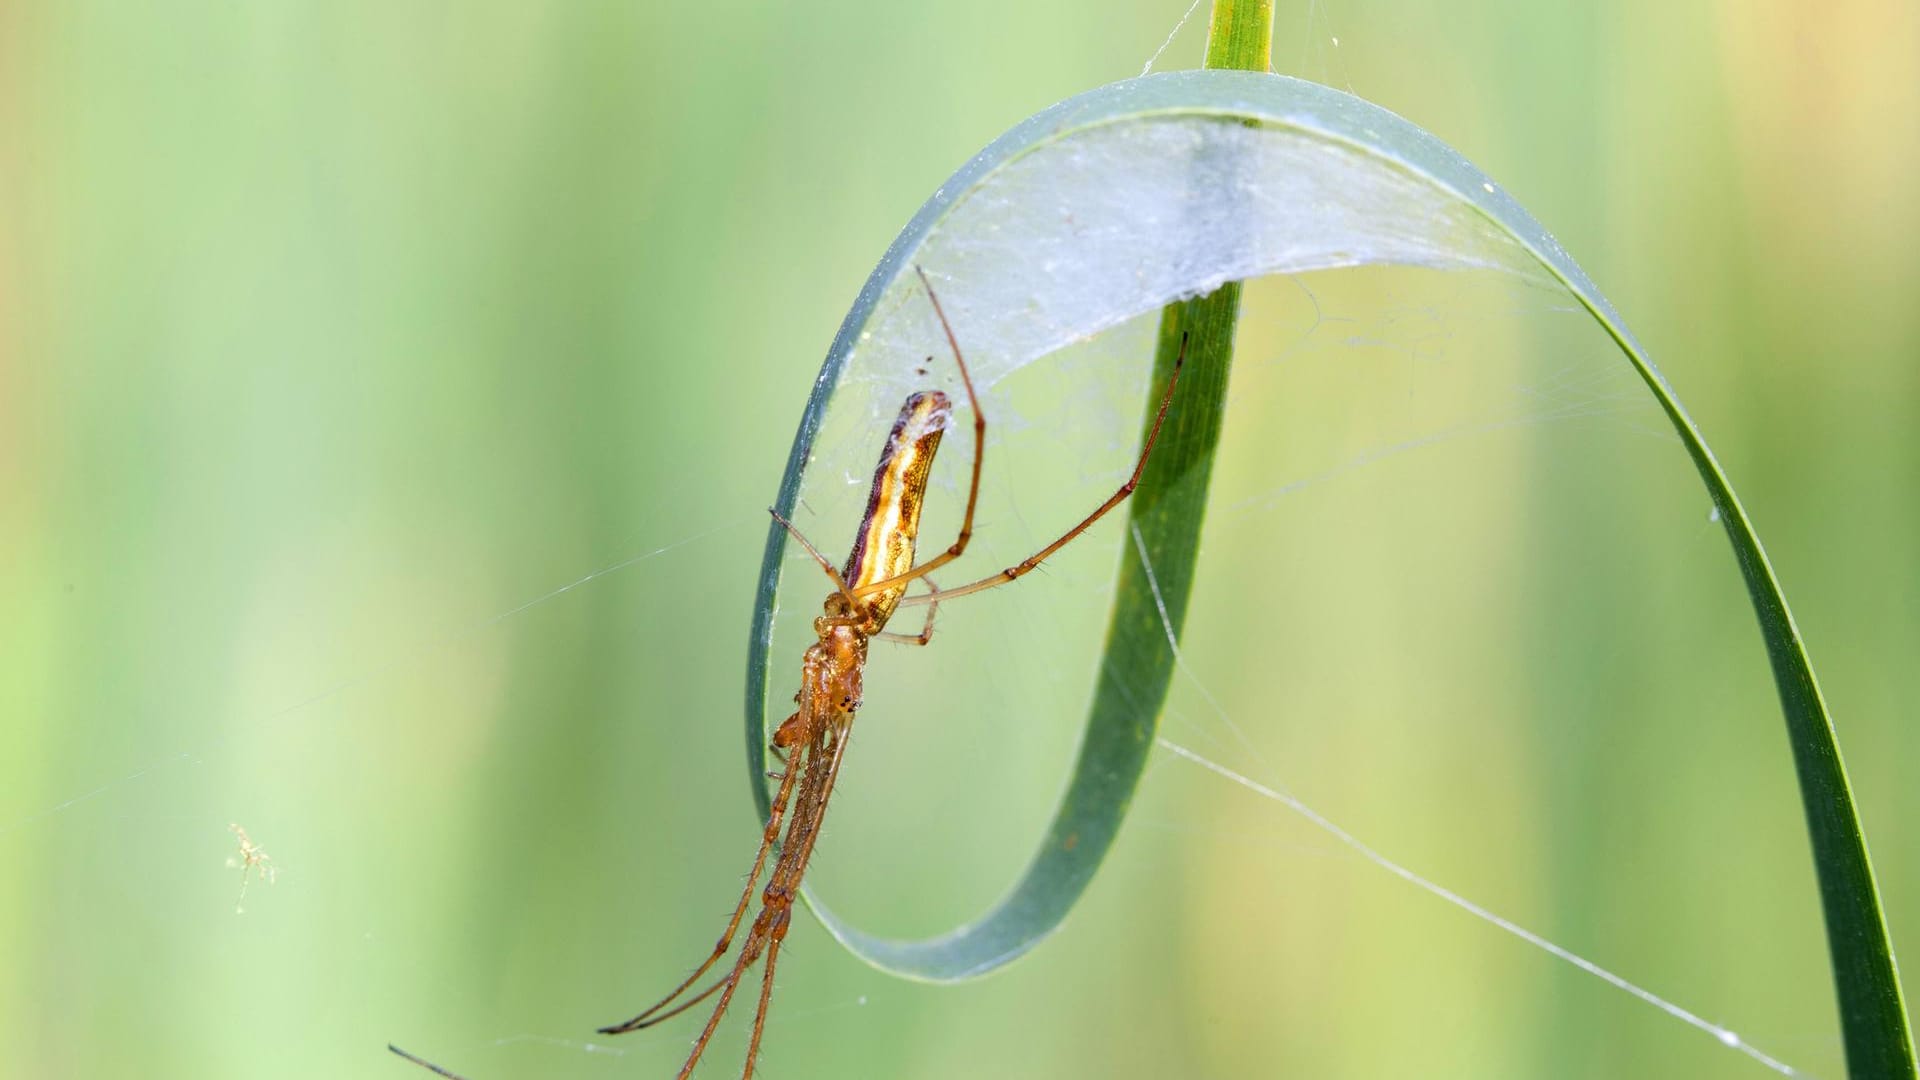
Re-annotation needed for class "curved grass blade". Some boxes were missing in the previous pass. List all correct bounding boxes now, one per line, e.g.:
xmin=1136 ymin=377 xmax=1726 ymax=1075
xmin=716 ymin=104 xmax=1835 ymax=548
xmin=740 ymin=68 xmax=1913 ymax=1076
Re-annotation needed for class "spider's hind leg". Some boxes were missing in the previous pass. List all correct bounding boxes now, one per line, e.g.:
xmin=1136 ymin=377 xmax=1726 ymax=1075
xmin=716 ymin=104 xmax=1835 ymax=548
xmin=873 ymin=576 xmax=942 ymax=647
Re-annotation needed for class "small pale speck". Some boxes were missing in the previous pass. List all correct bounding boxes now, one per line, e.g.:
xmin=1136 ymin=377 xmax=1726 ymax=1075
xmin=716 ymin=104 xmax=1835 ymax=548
xmin=1709 ymin=506 xmax=1722 ymax=523
xmin=1482 ymin=182 xmax=1495 ymax=193
xmin=1715 ymin=1028 xmax=1741 ymax=1048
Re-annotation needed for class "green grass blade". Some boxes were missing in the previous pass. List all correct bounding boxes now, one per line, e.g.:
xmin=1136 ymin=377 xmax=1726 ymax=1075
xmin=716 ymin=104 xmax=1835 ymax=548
xmin=1203 ymin=0 xmax=1272 ymax=72
xmin=1540 ymin=253 xmax=1917 ymax=1080
xmin=1031 ymin=0 xmax=1274 ymax=993
xmin=741 ymin=64 xmax=1913 ymax=1074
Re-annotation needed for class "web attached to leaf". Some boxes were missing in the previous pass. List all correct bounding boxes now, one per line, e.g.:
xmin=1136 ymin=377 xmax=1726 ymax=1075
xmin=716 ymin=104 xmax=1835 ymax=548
xmin=780 ymin=259 xmax=1826 ymax=1077
xmin=1131 ymin=520 xmax=1803 ymax=1077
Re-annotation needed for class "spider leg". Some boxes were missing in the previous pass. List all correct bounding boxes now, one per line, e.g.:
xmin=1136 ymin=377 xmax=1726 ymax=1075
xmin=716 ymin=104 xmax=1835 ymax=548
xmin=849 ymin=266 xmax=985 ymax=602
xmin=613 ymin=972 xmax=728 ymax=1032
xmin=598 ymin=735 xmax=810 ymax=1036
xmin=872 ymin=575 xmax=941 ymax=646
xmin=388 ymin=1044 xmax=471 ymax=1080
xmin=744 ymin=922 xmax=787 ymax=1080
xmin=672 ymin=721 xmax=849 ymax=1080
xmin=740 ymin=722 xmax=851 ymax=1078
xmin=897 ymin=332 xmax=1187 ymax=608
xmin=674 ymin=944 xmax=756 ymax=1080
xmin=769 ymin=507 xmax=862 ymax=613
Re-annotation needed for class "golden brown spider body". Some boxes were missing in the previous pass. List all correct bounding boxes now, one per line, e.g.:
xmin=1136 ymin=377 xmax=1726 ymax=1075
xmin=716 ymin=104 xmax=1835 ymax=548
xmin=597 ymin=268 xmax=1185 ymax=1080
xmin=596 ymin=385 xmax=955 ymax=1080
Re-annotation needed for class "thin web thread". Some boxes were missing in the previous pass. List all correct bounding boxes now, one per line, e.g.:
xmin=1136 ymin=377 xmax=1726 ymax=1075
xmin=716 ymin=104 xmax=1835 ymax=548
xmin=1128 ymin=522 xmax=1275 ymax=779
xmin=1297 ymin=0 xmax=1356 ymax=94
xmin=0 ymin=516 xmax=745 ymax=838
xmin=1131 ymin=545 xmax=1808 ymax=1078
xmin=491 ymin=1034 xmax=626 ymax=1057
xmin=1141 ymin=0 xmax=1206 ymax=75
xmin=1155 ymin=739 xmax=1804 ymax=1076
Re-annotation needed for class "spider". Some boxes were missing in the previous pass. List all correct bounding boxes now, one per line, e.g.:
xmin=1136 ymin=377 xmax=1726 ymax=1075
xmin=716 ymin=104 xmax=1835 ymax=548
xmin=595 ymin=266 xmax=1188 ymax=1079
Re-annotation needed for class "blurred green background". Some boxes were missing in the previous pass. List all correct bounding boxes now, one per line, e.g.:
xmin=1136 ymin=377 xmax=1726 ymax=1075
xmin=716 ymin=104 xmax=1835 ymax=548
xmin=2 ymin=2 xmax=1914 ymax=1078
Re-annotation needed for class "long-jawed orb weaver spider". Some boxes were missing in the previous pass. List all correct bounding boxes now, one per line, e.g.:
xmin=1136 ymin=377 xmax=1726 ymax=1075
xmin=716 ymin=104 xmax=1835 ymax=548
xmin=590 ymin=268 xmax=1186 ymax=1080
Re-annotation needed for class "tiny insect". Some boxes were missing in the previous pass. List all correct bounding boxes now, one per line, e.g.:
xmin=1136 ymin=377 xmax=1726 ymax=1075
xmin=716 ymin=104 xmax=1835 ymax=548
xmin=595 ymin=267 xmax=1187 ymax=1079
xmin=226 ymin=822 xmax=277 ymax=914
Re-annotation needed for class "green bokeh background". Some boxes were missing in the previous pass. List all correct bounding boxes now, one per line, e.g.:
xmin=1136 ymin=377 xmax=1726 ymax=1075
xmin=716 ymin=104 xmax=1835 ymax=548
xmin=2 ymin=3 xmax=1914 ymax=1078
